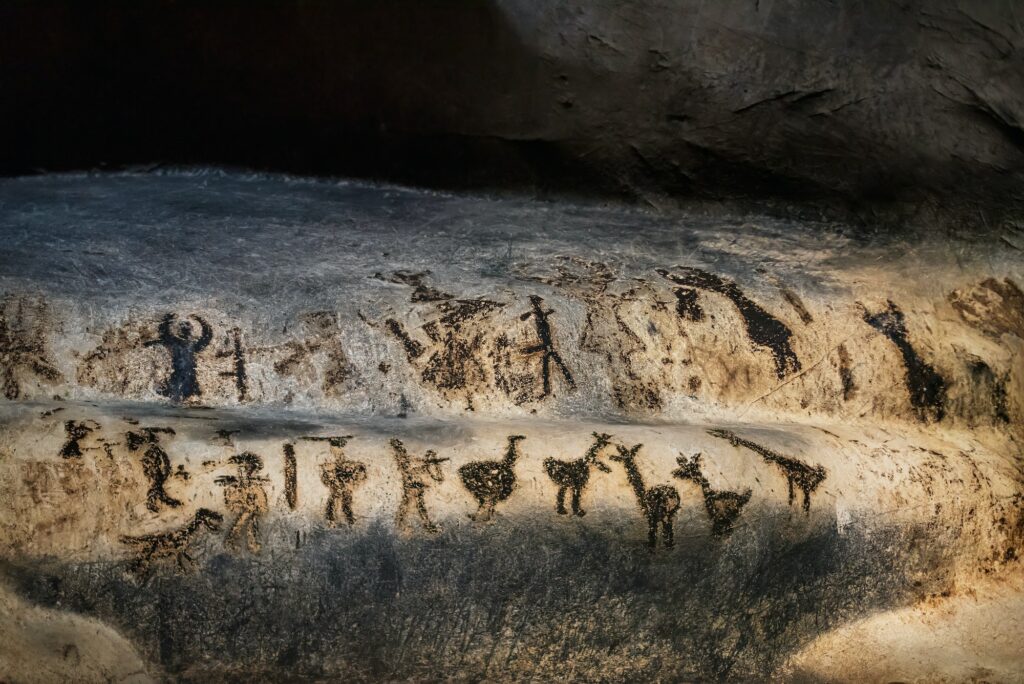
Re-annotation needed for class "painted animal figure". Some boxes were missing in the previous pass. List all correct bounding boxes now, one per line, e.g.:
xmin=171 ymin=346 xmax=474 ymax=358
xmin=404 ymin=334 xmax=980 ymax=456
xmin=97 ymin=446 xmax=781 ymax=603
xmin=544 ymin=432 xmax=612 ymax=516
xmin=673 ymin=452 xmax=751 ymax=537
xmin=707 ymin=428 xmax=826 ymax=513
xmin=459 ymin=435 xmax=526 ymax=522
xmin=120 ymin=508 xmax=223 ymax=578
xmin=610 ymin=443 xmax=681 ymax=549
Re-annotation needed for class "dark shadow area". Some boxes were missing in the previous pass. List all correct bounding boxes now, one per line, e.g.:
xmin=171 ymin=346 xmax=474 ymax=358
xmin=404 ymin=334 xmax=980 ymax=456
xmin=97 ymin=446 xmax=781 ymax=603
xmin=7 ymin=510 xmax=957 ymax=681
xmin=2 ymin=1 xmax=1023 ymax=220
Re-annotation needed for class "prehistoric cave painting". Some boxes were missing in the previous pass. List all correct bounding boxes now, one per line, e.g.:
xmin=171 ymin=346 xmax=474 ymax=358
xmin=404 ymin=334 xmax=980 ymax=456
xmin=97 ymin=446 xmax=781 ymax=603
xmin=860 ymin=301 xmax=947 ymax=422
xmin=836 ymin=344 xmax=856 ymax=401
xmin=215 ymin=327 xmax=248 ymax=401
xmin=707 ymin=429 xmax=825 ymax=513
xmin=391 ymin=438 xmax=448 ymax=533
xmin=0 ymin=293 xmax=62 ymax=399
xmin=126 ymin=427 xmax=182 ymax=512
xmin=375 ymin=270 xmax=453 ymax=303
xmin=673 ymin=453 xmax=751 ymax=537
xmin=520 ymin=296 xmax=576 ymax=399
xmin=656 ymin=268 xmax=801 ymax=378
xmin=490 ymin=332 xmax=537 ymax=405
xmin=306 ymin=436 xmax=367 ymax=526
xmin=610 ymin=443 xmax=681 ymax=549
xmin=374 ymin=271 xmax=515 ymax=405
xmin=216 ymin=452 xmax=269 ymax=553
xmin=144 ymin=313 xmax=213 ymax=402
xmin=779 ymin=288 xmax=814 ymax=325
xmin=120 ymin=508 xmax=223 ymax=579
xmin=964 ymin=357 xmax=1011 ymax=424
xmin=520 ymin=257 xmax=663 ymax=411
xmin=214 ymin=429 xmax=239 ymax=446
xmin=269 ymin=311 xmax=356 ymax=397
xmin=59 ymin=420 xmax=100 ymax=459
xmin=283 ymin=443 xmax=298 ymax=509
xmin=948 ymin=277 xmax=1024 ymax=339
xmin=543 ymin=432 xmax=613 ymax=516
xmin=459 ymin=435 xmax=526 ymax=522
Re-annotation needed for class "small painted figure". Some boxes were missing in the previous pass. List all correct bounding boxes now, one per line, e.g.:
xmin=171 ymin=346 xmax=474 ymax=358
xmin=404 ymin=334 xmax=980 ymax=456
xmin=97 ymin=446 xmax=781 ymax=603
xmin=216 ymin=327 xmax=248 ymax=401
xmin=121 ymin=508 xmax=223 ymax=578
xmin=391 ymin=438 xmax=448 ymax=533
xmin=126 ymin=427 xmax=182 ymax=512
xmin=145 ymin=313 xmax=213 ymax=402
xmin=316 ymin=436 xmax=367 ymax=526
xmin=216 ymin=452 xmax=269 ymax=553
xmin=673 ymin=452 xmax=751 ymax=537
xmin=459 ymin=435 xmax=526 ymax=522
xmin=59 ymin=419 xmax=99 ymax=459
xmin=520 ymin=295 xmax=575 ymax=398
xmin=610 ymin=443 xmax=681 ymax=549
xmin=543 ymin=432 xmax=613 ymax=517
xmin=707 ymin=428 xmax=825 ymax=513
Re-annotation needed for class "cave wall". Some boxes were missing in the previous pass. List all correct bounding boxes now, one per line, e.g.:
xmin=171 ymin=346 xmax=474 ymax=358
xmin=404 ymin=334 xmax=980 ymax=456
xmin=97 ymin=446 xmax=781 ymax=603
xmin=2 ymin=0 xmax=1023 ymax=211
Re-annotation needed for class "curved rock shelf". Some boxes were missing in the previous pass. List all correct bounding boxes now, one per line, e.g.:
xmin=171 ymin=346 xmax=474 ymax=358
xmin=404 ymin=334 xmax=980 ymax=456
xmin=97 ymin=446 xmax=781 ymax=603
xmin=1 ymin=171 xmax=1021 ymax=680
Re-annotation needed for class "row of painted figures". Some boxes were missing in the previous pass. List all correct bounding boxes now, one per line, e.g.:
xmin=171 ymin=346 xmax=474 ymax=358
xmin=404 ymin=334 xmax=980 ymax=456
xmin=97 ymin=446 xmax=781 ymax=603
xmin=61 ymin=422 xmax=828 ymax=576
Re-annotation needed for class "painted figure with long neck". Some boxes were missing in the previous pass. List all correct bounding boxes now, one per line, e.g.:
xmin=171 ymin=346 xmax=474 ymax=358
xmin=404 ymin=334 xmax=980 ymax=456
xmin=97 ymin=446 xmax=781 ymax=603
xmin=610 ymin=443 xmax=680 ymax=549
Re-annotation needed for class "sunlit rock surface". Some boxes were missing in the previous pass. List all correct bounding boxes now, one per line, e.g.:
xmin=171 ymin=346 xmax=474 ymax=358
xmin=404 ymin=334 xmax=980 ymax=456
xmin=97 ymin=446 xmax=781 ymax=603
xmin=0 ymin=171 xmax=1021 ymax=681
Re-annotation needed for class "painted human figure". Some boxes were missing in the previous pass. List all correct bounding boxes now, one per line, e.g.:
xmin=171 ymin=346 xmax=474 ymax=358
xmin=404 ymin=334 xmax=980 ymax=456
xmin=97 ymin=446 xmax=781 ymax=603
xmin=145 ymin=313 xmax=213 ymax=402
xmin=126 ymin=427 xmax=182 ymax=512
xmin=217 ymin=452 xmax=269 ymax=553
xmin=390 ymin=438 xmax=447 ymax=533
xmin=319 ymin=436 xmax=367 ymax=526
xmin=59 ymin=420 xmax=99 ymax=459
xmin=520 ymin=295 xmax=575 ymax=398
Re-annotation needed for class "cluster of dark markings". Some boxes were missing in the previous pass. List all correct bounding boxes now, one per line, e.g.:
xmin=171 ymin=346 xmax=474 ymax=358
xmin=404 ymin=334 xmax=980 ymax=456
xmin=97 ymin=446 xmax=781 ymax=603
xmin=11 ymin=266 xmax=976 ymax=427
xmin=95 ymin=425 xmax=829 ymax=575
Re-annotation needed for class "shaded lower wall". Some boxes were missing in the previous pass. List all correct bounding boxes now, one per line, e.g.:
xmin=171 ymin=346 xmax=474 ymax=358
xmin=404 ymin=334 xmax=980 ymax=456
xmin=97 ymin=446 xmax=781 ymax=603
xmin=9 ymin=513 xmax=953 ymax=681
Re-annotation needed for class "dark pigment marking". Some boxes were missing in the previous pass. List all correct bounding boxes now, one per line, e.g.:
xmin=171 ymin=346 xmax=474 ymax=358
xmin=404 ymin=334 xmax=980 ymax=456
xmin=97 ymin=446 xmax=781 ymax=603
xmin=308 ymin=436 xmax=366 ymax=526
xmin=948 ymin=277 xmax=1024 ymax=339
xmin=657 ymin=268 xmax=801 ymax=378
xmin=216 ymin=452 xmax=269 ymax=553
xmin=459 ymin=435 xmax=526 ymax=522
xmin=283 ymin=443 xmax=298 ymax=510
xmin=126 ymin=427 xmax=182 ymax=512
xmin=520 ymin=295 xmax=575 ymax=399
xmin=491 ymin=332 xmax=535 ymax=405
xmin=968 ymin=360 xmax=1011 ymax=424
xmin=861 ymin=301 xmax=946 ymax=422
xmin=214 ymin=429 xmax=239 ymax=446
xmin=120 ymin=509 xmax=223 ymax=578
xmin=216 ymin=327 xmax=247 ymax=401
xmin=708 ymin=429 xmax=826 ymax=513
xmin=420 ymin=327 xmax=486 ymax=392
xmin=391 ymin=438 xmax=447 ymax=533
xmin=779 ymin=288 xmax=813 ymax=324
xmin=673 ymin=452 xmax=751 ymax=537
xmin=543 ymin=432 xmax=612 ymax=516
xmin=375 ymin=271 xmax=452 ymax=303
xmin=59 ymin=420 xmax=98 ymax=459
xmin=436 ymin=298 xmax=504 ymax=327
xmin=144 ymin=313 xmax=213 ymax=402
xmin=610 ymin=443 xmax=681 ymax=549
xmin=670 ymin=286 xmax=704 ymax=321
xmin=0 ymin=294 xmax=62 ymax=399
xmin=384 ymin=319 xmax=424 ymax=360
xmin=837 ymin=344 xmax=856 ymax=401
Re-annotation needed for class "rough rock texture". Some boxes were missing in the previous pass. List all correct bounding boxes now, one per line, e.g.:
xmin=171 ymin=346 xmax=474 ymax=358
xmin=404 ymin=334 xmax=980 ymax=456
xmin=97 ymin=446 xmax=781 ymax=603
xmin=3 ymin=1 xmax=1023 ymax=221
xmin=0 ymin=171 xmax=1021 ymax=681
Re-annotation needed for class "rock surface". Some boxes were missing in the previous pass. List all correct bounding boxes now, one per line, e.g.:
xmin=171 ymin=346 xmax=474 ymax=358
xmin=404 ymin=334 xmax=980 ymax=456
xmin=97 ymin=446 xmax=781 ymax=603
xmin=0 ymin=171 xmax=1021 ymax=681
